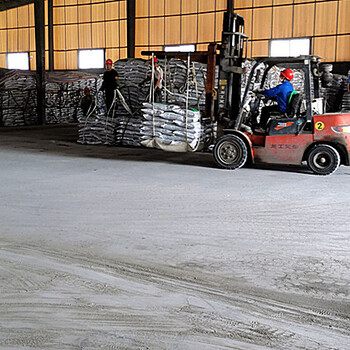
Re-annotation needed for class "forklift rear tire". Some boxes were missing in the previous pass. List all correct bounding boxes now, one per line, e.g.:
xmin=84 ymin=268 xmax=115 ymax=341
xmin=213 ymin=134 xmax=248 ymax=170
xmin=306 ymin=144 xmax=340 ymax=175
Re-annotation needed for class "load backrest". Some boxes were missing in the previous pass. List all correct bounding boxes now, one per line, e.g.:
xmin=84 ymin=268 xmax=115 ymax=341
xmin=286 ymin=91 xmax=302 ymax=118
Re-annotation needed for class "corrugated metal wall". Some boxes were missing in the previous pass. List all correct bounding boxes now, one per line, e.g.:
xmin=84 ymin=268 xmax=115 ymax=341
xmin=52 ymin=0 xmax=127 ymax=69
xmin=134 ymin=0 xmax=227 ymax=56
xmin=235 ymin=0 xmax=350 ymax=62
xmin=0 ymin=0 xmax=349 ymax=70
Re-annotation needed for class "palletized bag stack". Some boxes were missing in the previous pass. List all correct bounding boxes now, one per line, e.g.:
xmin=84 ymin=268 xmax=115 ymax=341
xmin=46 ymin=71 xmax=100 ymax=124
xmin=165 ymin=58 xmax=210 ymax=113
xmin=320 ymin=74 xmax=348 ymax=112
xmin=77 ymin=58 xmax=215 ymax=149
xmin=0 ymin=69 xmax=38 ymax=126
xmin=77 ymin=92 xmax=113 ymax=145
xmin=114 ymin=59 xmax=150 ymax=147
xmin=140 ymin=102 xmax=203 ymax=151
xmin=341 ymin=91 xmax=350 ymax=112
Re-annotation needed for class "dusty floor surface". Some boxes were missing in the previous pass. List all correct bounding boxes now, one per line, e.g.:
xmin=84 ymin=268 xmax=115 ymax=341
xmin=0 ymin=125 xmax=349 ymax=350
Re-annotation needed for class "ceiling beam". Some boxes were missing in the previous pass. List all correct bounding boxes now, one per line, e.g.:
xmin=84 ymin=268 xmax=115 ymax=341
xmin=0 ymin=0 xmax=34 ymax=12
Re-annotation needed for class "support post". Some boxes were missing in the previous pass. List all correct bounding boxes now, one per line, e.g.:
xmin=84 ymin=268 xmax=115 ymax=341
xmin=227 ymin=0 xmax=234 ymax=12
xmin=127 ymin=0 xmax=135 ymax=58
xmin=205 ymin=43 xmax=217 ymax=122
xmin=48 ymin=0 xmax=54 ymax=71
xmin=34 ymin=0 xmax=45 ymax=125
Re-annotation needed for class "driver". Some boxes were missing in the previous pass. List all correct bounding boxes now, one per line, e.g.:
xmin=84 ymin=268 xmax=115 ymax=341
xmin=255 ymin=69 xmax=294 ymax=133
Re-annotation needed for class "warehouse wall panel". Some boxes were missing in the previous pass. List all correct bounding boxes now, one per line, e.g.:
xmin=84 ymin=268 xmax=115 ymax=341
xmin=198 ymin=13 xmax=215 ymax=43
xmin=149 ymin=17 xmax=164 ymax=46
xmin=234 ymin=0 xmax=253 ymax=9
xmin=254 ymin=0 xmax=273 ymax=7
xmin=52 ymin=0 xmax=127 ymax=70
xmin=338 ymin=0 xmax=350 ymax=35
xmin=233 ymin=0 xmax=350 ymax=62
xmin=181 ymin=0 xmax=198 ymax=15
xmin=0 ymin=54 xmax=6 ymax=67
xmin=252 ymin=8 xmax=272 ymax=40
xmin=293 ymin=4 xmax=314 ymax=38
xmin=165 ymin=16 xmax=181 ymax=45
xmin=215 ymin=11 xmax=225 ymax=42
xmin=0 ymin=0 xmax=349 ymax=71
xmin=314 ymin=36 xmax=336 ymax=62
xmin=216 ymin=0 xmax=227 ymax=11
xmin=0 ymin=31 xmax=7 ymax=52
xmin=135 ymin=18 xmax=149 ymax=46
xmin=252 ymin=40 xmax=269 ymax=57
xmin=65 ymin=6 xmax=78 ymax=23
xmin=181 ymin=14 xmax=197 ymax=44
xmin=274 ymin=0 xmax=293 ymax=5
xmin=314 ymin=1 xmax=338 ymax=36
xmin=272 ymin=5 xmax=293 ymax=39
xmin=135 ymin=0 xmax=226 ymax=58
xmin=336 ymin=35 xmax=350 ymax=62
xmin=165 ymin=0 xmax=180 ymax=16
xmin=0 ymin=2 xmax=49 ymax=69
xmin=66 ymin=25 xmax=78 ymax=50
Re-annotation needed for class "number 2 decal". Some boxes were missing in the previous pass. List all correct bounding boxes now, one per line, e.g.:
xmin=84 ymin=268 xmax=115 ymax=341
xmin=315 ymin=122 xmax=325 ymax=131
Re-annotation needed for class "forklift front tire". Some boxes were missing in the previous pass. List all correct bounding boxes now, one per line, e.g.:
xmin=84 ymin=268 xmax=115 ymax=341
xmin=213 ymin=134 xmax=248 ymax=170
xmin=306 ymin=144 xmax=340 ymax=175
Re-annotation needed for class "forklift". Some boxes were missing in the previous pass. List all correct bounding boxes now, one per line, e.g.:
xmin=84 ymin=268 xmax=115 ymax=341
xmin=212 ymin=10 xmax=350 ymax=175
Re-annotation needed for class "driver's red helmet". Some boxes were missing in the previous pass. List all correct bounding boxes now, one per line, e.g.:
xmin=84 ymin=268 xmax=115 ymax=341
xmin=280 ymin=69 xmax=294 ymax=81
xmin=105 ymin=59 xmax=113 ymax=65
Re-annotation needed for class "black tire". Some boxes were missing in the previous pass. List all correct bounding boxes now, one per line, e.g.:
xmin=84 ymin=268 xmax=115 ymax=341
xmin=213 ymin=134 xmax=248 ymax=170
xmin=306 ymin=144 xmax=340 ymax=175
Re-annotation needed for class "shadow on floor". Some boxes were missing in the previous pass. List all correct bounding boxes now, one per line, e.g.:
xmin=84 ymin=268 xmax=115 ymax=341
xmin=0 ymin=124 xmax=311 ymax=174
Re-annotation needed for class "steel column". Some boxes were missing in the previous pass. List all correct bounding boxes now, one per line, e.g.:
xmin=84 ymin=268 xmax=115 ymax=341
xmin=48 ymin=0 xmax=54 ymax=71
xmin=205 ymin=43 xmax=217 ymax=122
xmin=127 ymin=0 xmax=135 ymax=58
xmin=34 ymin=0 xmax=45 ymax=124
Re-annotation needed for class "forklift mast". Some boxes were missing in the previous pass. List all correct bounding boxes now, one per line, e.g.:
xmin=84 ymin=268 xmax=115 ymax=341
xmin=217 ymin=10 xmax=247 ymax=127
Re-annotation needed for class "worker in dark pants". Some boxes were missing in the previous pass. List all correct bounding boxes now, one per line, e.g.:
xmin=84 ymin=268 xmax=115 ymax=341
xmin=255 ymin=69 xmax=294 ymax=133
xmin=101 ymin=58 xmax=119 ymax=112
xmin=81 ymin=87 xmax=94 ymax=116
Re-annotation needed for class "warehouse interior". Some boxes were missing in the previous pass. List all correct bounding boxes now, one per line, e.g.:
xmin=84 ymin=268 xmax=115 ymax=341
xmin=1 ymin=0 xmax=350 ymax=349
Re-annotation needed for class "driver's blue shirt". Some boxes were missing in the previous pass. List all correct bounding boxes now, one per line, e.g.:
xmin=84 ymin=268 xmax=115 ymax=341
xmin=263 ymin=81 xmax=294 ymax=112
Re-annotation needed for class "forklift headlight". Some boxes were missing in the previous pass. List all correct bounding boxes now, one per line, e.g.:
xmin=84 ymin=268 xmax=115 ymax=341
xmin=332 ymin=126 xmax=350 ymax=134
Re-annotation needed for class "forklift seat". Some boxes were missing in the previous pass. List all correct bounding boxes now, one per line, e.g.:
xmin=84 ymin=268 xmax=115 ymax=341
xmin=286 ymin=91 xmax=302 ymax=119
xmin=266 ymin=91 xmax=302 ymax=123
xmin=266 ymin=93 xmax=304 ymax=135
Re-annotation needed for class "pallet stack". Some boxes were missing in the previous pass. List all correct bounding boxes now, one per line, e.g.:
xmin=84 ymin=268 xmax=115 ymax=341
xmin=78 ymin=58 xmax=216 ymax=150
xmin=46 ymin=71 xmax=101 ymax=124
xmin=0 ymin=69 xmax=38 ymax=127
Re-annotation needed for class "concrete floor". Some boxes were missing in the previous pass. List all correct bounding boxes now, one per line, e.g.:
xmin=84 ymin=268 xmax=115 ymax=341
xmin=0 ymin=125 xmax=349 ymax=350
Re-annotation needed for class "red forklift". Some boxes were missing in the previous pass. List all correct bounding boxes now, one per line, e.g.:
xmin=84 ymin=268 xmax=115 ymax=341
xmin=212 ymin=12 xmax=350 ymax=175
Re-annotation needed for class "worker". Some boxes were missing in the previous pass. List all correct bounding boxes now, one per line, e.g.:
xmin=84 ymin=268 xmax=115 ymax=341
xmin=347 ymin=70 xmax=350 ymax=93
xmin=149 ymin=57 xmax=163 ymax=102
xmin=81 ymin=87 xmax=94 ymax=116
xmin=255 ymin=68 xmax=294 ymax=133
xmin=101 ymin=58 xmax=119 ymax=112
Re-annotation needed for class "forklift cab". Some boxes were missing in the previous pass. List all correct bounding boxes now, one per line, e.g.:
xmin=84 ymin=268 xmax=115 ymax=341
xmin=236 ymin=55 xmax=322 ymax=137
